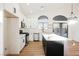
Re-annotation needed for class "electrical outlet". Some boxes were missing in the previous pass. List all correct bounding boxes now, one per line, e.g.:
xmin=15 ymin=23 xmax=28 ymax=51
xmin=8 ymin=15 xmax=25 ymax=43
xmin=5 ymin=48 xmax=7 ymax=51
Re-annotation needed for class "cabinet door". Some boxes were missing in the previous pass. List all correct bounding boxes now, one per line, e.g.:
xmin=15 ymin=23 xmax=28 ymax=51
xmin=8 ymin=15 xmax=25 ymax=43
xmin=20 ymin=34 xmax=25 ymax=50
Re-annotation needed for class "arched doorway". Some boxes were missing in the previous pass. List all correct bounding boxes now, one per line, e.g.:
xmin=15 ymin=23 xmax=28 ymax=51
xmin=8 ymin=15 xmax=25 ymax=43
xmin=53 ymin=15 xmax=68 ymax=37
xmin=38 ymin=15 xmax=48 ymax=32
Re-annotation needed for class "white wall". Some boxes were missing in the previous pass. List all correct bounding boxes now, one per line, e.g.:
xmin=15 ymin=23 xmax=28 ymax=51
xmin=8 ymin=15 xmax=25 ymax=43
xmin=7 ymin=18 xmax=20 ymax=54
xmin=3 ymin=17 xmax=8 ymax=55
xmin=0 ymin=4 xmax=5 ymax=55
xmin=4 ymin=17 xmax=20 ymax=55
xmin=68 ymin=19 xmax=79 ymax=41
xmin=0 ymin=10 xmax=4 ymax=55
xmin=4 ymin=3 xmax=21 ymax=16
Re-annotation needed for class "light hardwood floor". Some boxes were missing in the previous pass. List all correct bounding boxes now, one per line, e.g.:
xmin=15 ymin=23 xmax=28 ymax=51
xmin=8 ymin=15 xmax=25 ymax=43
xmin=67 ymin=40 xmax=79 ymax=56
xmin=7 ymin=40 xmax=79 ymax=56
xmin=20 ymin=41 xmax=45 ymax=56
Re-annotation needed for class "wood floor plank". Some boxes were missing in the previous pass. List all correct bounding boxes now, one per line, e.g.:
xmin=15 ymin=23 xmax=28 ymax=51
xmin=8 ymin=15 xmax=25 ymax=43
xmin=20 ymin=41 xmax=45 ymax=56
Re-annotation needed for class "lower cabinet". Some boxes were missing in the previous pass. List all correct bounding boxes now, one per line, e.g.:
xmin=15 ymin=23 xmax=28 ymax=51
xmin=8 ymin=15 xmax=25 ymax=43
xmin=42 ymin=36 xmax=64 ymax=56
xmin=46 ymin=41 xmax=64 ymax=56
xmin=20 ymin=34 xmax=26 ymax=51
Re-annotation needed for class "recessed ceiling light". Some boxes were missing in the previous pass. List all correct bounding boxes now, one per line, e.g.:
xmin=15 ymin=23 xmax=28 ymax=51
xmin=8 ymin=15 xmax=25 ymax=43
xmin=26 ymin=3 xmax=30 ymax=6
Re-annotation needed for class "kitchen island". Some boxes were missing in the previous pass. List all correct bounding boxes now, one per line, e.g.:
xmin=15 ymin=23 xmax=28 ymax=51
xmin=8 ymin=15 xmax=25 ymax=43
xmin=42 ymin=33 xmax=69 ymax=56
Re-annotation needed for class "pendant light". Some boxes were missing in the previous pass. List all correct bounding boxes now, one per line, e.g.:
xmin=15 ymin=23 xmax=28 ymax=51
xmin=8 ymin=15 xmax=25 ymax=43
xmin=40 ymin=6 xmax=44 ymax=10
xmin=68 ymin=3 xmax=78 ymax=25
xmin=69 ymin=3 xmax=77 ymax=19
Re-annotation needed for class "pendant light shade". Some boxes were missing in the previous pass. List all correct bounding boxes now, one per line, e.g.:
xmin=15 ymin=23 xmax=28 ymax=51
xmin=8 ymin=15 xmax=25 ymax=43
xmin=68 ymin=3 xmax=78 ymax=20
xmin=68 ymin=3 xmax=78 ymax=25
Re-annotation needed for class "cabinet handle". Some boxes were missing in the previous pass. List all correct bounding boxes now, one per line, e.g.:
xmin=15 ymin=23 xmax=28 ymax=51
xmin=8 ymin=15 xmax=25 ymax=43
xmin=23 ymin=39 xmax=25 ymax=43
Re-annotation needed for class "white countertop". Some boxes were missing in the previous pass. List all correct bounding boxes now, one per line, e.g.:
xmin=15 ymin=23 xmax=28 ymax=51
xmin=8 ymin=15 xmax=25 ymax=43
xmin=42 ymin=33 xmax=68 ymax=41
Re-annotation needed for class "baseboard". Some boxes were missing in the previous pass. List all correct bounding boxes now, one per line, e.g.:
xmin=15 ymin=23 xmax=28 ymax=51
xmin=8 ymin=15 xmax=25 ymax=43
xmin=5 ymin=50 xmax=20 ymax=56
xmin=6 ymin=47 xmax=25 ymax=56
xmin=34 ymin=40 xmax=40 ymax=42
xmin=19 ymin=45 xmax=26 ymax=53
xmin=6 ymin=54 xmax=19 ymax=56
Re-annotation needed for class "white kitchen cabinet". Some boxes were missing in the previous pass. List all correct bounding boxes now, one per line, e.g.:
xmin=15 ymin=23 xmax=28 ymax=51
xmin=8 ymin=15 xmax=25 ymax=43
xmin=20 ymin=34 xmax=26 ymax=51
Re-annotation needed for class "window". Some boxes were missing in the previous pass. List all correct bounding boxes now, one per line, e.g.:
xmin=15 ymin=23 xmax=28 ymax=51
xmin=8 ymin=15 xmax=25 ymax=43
xmin=53 ymin=15 xmax=68 ymax=37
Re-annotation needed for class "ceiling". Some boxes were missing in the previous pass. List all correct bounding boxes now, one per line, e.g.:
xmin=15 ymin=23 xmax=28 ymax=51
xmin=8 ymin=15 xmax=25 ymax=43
xmin=19 ymin=3 xmax=79 ymax=17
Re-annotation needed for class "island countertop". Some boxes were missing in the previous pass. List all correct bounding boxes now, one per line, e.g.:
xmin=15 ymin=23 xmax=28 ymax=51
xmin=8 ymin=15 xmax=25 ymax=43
xmin=42 ymin=33 xmax=68 ymax=41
